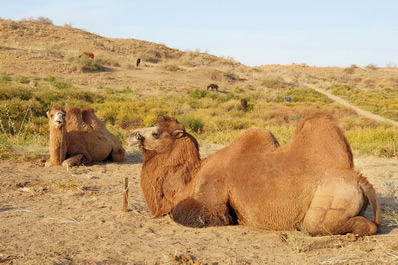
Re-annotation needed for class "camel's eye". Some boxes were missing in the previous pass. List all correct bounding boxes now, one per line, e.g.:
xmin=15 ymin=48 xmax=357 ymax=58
xmin=152 ymin=132 xmax=161 ymax=139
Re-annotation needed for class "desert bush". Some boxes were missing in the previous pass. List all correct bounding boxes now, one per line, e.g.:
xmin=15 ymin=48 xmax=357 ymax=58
xmin=0 ymin=72 xmax=11 ymax=83
xmin=15 ymin=76 xmax=30 ymax=84
xmin=365 ymin=64 xmax=378 ymax=71
xmin=44 ymin=76 xmax=72 ymax=89
xmin=162 ymin=63 xmax=181 ymax=72
xmin=140 ymin=54 xmax=160 ymax=64
xmin=0 ymin=86 xmax=33 ymax=100
xmin=188 ymin=89 xmax=207 ymax=99
xmin=208 ymin=69 xmax=223 ymax=80
xmin=234 ymin=87 xmax=244 ymax=93
xmin=276 ymin=89 xmax=331 ymax=104
xmin=97 ymin=58 xmax=120 ymax=67
xmin=69 ymin=56 xmax=102 ymax=72
xmin=178 ymin=114 xmax=204 ymax=133
xmin=330 ymin=84 xmax=352 ymax=96
xmin=261 ymin=78 xmax=295 ymax=90
xmin=22 ymin=16 xmax=53 ymax=25
xmin=364 ymin=79 xmax=375 ymax=89
xmin=223 ymin=72 xmax=238 ymax=82
xmin=344 ymin=67 xmax=355 ymax=74
xmin=121 ymin=86 xmax=138 ymax=95
xmin=346 ymin=126 xmax=398 ymax=157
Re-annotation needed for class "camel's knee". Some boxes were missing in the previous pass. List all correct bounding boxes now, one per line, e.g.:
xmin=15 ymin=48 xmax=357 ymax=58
xmin=171 ymin=198 xmax=232 ymax=228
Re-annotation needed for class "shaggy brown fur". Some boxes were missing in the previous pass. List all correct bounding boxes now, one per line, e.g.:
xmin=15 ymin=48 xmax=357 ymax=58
xmin=46 ymin=105 xmax=125 ymax=167
xmin=130 ymin=114 xmax=380 ymax=236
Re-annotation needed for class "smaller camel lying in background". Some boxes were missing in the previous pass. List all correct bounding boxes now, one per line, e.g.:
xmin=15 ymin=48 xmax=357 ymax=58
xmin=46 ymin=106 xmax=125 ymax=167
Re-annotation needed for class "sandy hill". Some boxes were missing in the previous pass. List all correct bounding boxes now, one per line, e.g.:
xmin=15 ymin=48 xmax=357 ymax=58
xmin=1 ymin=18 xmax=398 ymax=95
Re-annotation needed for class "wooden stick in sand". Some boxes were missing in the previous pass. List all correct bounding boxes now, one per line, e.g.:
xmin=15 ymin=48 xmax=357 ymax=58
xmin=123 ymin=177 xmax=128 ymax=212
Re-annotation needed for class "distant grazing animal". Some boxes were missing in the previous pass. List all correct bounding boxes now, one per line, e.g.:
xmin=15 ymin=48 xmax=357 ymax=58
xmin=46 ymin=106 xmax=125 ymax=167
xmin=285 ymin=96 xmax=292 ymax=102
xmin=79 ymin=52 xmax=95 ymax=60
xmin=136 ymin=58 xmax=141 ymax=67
xmin=207 ymin=84 xmax=219 ymax=91
xmin=129 ymin=114 xmax=380 ymax=236
xmin=240 ymin=99 xmax=248 ymax=110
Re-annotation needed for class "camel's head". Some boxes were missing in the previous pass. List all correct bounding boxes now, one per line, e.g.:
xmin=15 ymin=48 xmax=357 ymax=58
xmin=129 ymin=116 xmax=185 ymax=153
xmin=47 ymin=106 xmax=66 ymax=129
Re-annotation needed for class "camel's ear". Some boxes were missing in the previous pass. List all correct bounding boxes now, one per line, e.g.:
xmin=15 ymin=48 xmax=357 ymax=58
xmin=172 ymin=130 xmax=184 ymax=139
xmin=46 ymin=111 xmax=50 ymax=118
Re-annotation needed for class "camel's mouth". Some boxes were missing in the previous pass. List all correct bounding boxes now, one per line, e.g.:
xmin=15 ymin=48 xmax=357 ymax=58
xmin=52 ymin=113 xmax=66 ymax=128
xmin=53 ymin=119 xmax=65 ymax=128
xmin=54 ymin=120 xmax=63 ymax=126
xmin=128 ymin=132 xmax=144 ymax=149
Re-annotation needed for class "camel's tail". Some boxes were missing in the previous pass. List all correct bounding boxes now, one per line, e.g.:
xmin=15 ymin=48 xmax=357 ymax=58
xmin=357 ymin=173 xmax=382 ymax=226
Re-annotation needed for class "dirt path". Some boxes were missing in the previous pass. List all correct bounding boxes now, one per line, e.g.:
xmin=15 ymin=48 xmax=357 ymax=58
xmin=306 ymin=84 xmax=398 ymax=127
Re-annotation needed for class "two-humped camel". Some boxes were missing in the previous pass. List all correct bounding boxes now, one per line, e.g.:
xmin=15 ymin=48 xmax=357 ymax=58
xmin=46 ymin=105 xmax=125 ymax=167
xmin=129 ymin=114 xmax=381 ymax=236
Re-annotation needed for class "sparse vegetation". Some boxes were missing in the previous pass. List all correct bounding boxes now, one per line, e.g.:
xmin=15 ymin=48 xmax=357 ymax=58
xmin=21 ymin=16 xmax=53 ymax=25
xmin=1 ymin=79 xmax=397 ymax=159
xmin=329 ymin=84 xmax=398 ymax=122
xmin=67 ymin=56 xmax=103 ymax=72
xmin=0 ymin=72 xmax=11 ymax=83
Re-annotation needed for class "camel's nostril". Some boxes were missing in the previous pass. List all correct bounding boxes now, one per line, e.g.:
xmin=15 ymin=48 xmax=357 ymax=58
xmin=136 ymin=132 xmax=143 ymax=141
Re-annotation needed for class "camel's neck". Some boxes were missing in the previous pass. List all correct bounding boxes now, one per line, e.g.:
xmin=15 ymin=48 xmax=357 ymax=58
xmin=141 ymin=137 xmax=201 ymax=217
xmin=49 ymin=125 xmax=66 ymax=165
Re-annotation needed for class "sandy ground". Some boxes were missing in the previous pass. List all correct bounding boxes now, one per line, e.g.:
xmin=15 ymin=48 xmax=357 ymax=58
xmin=1 ymin=147 xmax=398 ymax=265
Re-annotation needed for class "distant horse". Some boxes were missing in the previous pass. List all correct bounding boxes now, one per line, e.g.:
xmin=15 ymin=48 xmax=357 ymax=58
xmin=285 ymin=96 xmax=292 ymax=102
xmin=136 ymin=58 xmax=141 ymax=67
xmin=241 ymin=99 xmax=248 ymax=110
xmin=79 ymin=52 xmax=94 ymax=60
xmin=207 ymin=84 xmax=219 ymax=91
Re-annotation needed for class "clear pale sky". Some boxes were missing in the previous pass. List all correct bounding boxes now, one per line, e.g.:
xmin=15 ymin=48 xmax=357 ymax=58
xmin=1 ymin=0 xmax=398 ymax=67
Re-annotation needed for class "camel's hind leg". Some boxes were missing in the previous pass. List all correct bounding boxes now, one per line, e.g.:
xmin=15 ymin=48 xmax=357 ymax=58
xmin=338 ymin=216 xmax=378 ymax=235
xmin=302 ymin=179 xmax=377 ymax=236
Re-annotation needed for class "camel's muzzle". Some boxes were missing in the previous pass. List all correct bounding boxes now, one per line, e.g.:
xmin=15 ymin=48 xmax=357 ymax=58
xmin=128 ymin=131 xmax=144 ymax=148
xmin=53 ymin=113 xmax=65 ymax=128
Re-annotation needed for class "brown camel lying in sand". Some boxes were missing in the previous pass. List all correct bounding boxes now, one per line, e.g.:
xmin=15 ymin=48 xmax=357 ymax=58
xmin=129 ymin=114 xmax=381 ymax=236
xmin=46 ymin=105 xmax=125 ymax=167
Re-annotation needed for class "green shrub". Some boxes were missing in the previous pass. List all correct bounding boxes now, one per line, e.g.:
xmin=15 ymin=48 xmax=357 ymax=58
xmin=346 ymin=127 xmax=398 ymax=157
xmin=277 ymin=88 xmax=331 ymax=104
xmin=72 ymin=56 xmax=102 ymax=72
xmin=141 ymin=54 xmax=160 ymax=64
xmin=234 ymin=87 xmax=244 ymax=93
xmin=15 ymin=76 xmax=30 ymax=84
xmin=188 ymin=89 xmax=207 ymax=99
xmin=0 ymin=86 xmax=33 ymax=100
xmin=0 ymin=72 xmax=11 ymax=83
xmin=97 ymin=58 xmax=120 ymax=67
xmin=178 ymin=114 xmax=204 ymax=133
